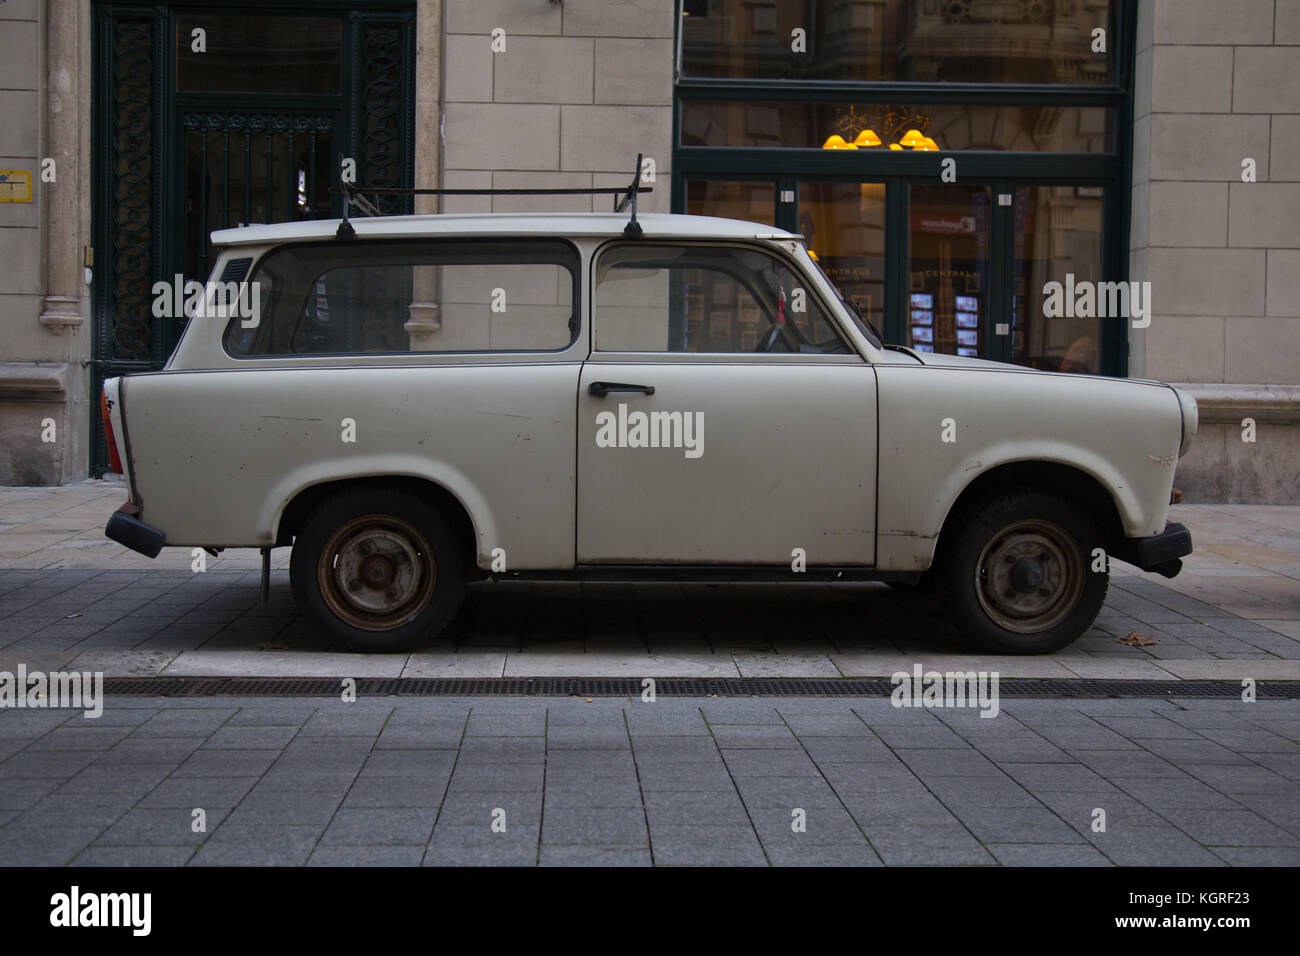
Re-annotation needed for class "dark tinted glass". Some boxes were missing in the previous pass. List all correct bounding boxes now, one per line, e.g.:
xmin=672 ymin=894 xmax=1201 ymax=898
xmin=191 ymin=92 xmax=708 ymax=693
xmin=177 ymin=15 xmax=342 ymax=94
xmin=681 ymin=0 xmax=1115 ymax=85
xmin=681 ymin=101 xmax=1112 ymax=152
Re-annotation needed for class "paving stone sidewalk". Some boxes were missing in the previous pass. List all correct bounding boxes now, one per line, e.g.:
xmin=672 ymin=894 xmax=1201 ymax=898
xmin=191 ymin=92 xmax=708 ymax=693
xmin=1 ymin=695 xmax=1296 ymax=866
xmin=0 ymin=480 xmax=1296 ymax=679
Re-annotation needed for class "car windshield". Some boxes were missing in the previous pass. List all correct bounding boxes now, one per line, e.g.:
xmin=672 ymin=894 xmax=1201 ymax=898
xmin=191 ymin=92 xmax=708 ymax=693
xmin=800 ymin=248 xmax=883 ymax=348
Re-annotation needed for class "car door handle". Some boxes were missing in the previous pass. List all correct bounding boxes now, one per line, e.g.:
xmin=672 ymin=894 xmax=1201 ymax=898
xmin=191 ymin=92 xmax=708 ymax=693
xmin=588 ymin=381 xmax=655 ymax=397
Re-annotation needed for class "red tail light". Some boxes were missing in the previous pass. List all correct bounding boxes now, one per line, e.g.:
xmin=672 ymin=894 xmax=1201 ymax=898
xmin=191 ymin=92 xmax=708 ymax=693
xmin=101 ymin=389 xmax=124 ymax=474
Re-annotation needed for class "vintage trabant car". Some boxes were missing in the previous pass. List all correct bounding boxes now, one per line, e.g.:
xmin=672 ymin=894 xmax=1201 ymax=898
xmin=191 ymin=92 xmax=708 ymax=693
xmin=102 ymin=205 xmax=1196 ymax=654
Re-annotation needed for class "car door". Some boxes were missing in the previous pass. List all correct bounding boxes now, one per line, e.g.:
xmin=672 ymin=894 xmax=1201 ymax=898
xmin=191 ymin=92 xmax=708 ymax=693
xmin=577 ymin=241 xmax=877 ymax=566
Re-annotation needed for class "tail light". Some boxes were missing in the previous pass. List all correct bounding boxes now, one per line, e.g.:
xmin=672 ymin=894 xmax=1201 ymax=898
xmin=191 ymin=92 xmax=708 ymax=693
xmin=101 ymin=388 xmax=124 ymax=474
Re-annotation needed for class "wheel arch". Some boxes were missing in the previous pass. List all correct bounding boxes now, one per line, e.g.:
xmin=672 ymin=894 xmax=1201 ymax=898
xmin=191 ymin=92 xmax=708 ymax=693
xmin=936 ymin=460 xmax=1127 ymax=563
xmin=273 ymin=475 xmax=480 ymax=569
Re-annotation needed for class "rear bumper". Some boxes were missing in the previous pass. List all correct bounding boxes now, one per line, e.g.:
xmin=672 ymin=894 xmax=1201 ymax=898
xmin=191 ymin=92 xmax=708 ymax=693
xmin=105 ymin=504 xmax=165 ymax=558
xmin=1112 ymin=522 xmax=1193 ymax=578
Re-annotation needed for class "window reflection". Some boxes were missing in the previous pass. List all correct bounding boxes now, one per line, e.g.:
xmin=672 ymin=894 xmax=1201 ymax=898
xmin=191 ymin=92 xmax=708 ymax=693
xmin=681 ymin=0 xmax=1115 ymax=85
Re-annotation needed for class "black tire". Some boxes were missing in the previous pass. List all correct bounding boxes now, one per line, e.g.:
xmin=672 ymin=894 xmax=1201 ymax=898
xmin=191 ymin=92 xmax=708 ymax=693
xmin=289 ymin=486 xmax=468 ymax=652
xmin=935 ymin=488 xmax=1107 ymax=654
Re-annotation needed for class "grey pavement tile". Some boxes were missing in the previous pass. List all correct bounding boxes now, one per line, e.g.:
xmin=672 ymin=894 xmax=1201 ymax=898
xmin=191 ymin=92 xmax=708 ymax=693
xmin=0 ymin=778 xmax=59 ymax=810
xmin=102 ymin=738 xmax=204 ymax=764
xmin=447 ymin=763 xmax=545 ymax=792
xmin=546 ymin=749 xmax=637 ymax=776
xmin=0 ymin=826 xmax=107 ymax=865
xmin=72 ymin=845 xmax=198 ymax=866
xmin=95 ymin=807 xmax=229 ymax=846
xmin=308 ymin=845 xmax=425 ymax=866
xmin=435 ymin=792 xmax=542 ymax=826
xmin=321 ymin=807 xmax=437 ymax=845
xmin=374 ymin=724 xmax=464 ymax=749
xmin=1135 ymin=738 xmax=1252 ymax=765
xmin=55 ymin=766 xmax=172 ymax=797
xmin=1181 ymin=763 xmax=1296 ymax=795
xmin=896 ymin=748 xmax=1002 ymax=778
xmin=642 ymin=790 xmax=747 ymax=827
xmin=780 ymin=714 xmax=870 ymax=736
xmin=719 ymin=749 xmax=820 ymax=778
xmin=1210 ymin=846 xmax=1300 ymax=866
xmin=361 ymin=750 xmax=458 ymax=778
xmin=1070 ymin=750 xmax=1185 ymax=778
xmin=0 ymin=750 xmax=99 ymax=778
xmin=731 ymin=775 xmax=841 ymax=808
xmin=190 ymin=825 xmax=322 ymax=866
xmin=1086 ymin=826 xmax=1228 ymax=866
xmin=797 ymin=736 xmax=897 ymax=763
xmin=987 ymin=843 xmax=1112 ymax=866
xmin=1110 ymin=776 xmax=1243 ymax=810
xmin=750 ymin=806 xmax=866 ymax=846
xmin=1193 ymin=727 xmax=1297 ymax=753
xmin=999 ymin=762 xmax=1112 ymax=792
xmin=922 ymin=776 xmax=1044 ymax=809
xmin=1160 ymin=808 xmax=1300 ymax=847
xmin=546 ymin=724 xmax=631 ymax=749
xmin=542 ymin=807 xmax=648 ymax=846
xmin=134 ymin=709 xmax=238 ymax=737
xmin=540 ymin=845 xmax=652 ymax=866
xmin=1032 ymin=789 xmax=1172 ymax=831
xmin=174 ymin=749 xmax=279 ymax=777
xmin=1093 ymin=717 xmax=1205 ymax=739
xmin=202 ymin=725 xmax=300 ymax=750
xmin=543 ymin=782 xmax=646 ymax=808
xmin=648 ymin=826 xmax=767 ymax=866
xmin=341 ymin=777 xmax=446 ymax=809
xmin=1244 ymin=752 xmax=1300 ymax=780
xmin=968 ymin=737 xmax=1070 ymax=763
xmin=25 ymin=725 xmax=134 ymax=751
xmin=764 ymin=842 xmax=884 ymax=866
xmin=465 ymin=714 xmax=546 ymax=737
xmin=872 ymin=725 xmax=967 ymax=748
xmin=455 ymin=737 xmax=547 ymax=764
xmin=140 ymin=776 xmax=261 ymax=809
xmin=947 ymin=806 xmax=1084 ymax=844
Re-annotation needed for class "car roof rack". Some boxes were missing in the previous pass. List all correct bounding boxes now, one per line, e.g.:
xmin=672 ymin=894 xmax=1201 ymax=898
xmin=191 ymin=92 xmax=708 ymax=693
xmin=334 ymin=153 xmax=650 ymax=240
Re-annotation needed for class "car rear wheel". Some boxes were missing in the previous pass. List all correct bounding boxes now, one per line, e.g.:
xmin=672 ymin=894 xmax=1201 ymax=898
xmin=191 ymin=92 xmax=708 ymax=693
xmin=935 ymin=489 xmax=1107 ymax=654
xmin=290 ymin=487 xmax=467 ymax=652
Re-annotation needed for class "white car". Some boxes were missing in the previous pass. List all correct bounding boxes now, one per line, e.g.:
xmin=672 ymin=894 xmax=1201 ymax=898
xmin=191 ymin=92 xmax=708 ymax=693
xmin=102 ymin=208 xmax=1196 ymax=654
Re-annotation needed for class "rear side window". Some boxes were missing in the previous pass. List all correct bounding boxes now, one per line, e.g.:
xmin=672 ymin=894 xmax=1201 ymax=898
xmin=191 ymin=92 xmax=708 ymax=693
xmin=224 ymin=239 xmax=579 ymax=356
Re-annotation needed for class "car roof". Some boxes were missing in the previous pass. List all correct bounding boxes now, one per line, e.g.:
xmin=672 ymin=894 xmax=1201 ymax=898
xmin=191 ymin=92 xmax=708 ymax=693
xmin=210 ymin=213 xmax=797 ymax=247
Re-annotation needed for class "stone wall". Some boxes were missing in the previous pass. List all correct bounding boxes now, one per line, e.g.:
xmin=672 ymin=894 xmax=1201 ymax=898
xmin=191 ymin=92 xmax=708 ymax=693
xmin=1131 ymin=0 xmax=1300 ymax=502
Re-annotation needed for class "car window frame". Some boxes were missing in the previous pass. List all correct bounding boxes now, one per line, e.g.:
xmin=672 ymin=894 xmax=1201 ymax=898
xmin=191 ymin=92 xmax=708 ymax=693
xmin=221 ymin=236 xmax=584 ymax=361
xmin=588 ymin=239 xmax=867 ymax=361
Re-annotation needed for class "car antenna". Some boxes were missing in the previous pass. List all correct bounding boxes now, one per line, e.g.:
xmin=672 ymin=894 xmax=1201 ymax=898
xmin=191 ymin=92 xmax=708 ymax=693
xmin=615 ymin=153 xmax=644 ymax=238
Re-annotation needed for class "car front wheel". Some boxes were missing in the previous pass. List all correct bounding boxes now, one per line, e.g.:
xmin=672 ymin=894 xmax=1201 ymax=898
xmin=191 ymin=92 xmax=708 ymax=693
xmin=936 ymin=489 xmax=1107 ymax=654
xmin=289 ymin=487 xmax=467 ymax=652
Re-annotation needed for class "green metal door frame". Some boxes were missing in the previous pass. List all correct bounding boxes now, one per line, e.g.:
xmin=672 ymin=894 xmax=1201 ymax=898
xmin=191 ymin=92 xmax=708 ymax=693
xmin=670 ymin=0 xmax=1138 ymax=378
xmin=90 ymin=0 xmax=416 ymax=476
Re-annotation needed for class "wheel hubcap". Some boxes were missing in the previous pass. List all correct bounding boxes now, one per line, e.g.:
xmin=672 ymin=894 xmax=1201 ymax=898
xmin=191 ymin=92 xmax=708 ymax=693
xmin=318 ymin=515 xmax=435 ymax=631
xmin=975 ymin=519 xmax=1084 ymax=634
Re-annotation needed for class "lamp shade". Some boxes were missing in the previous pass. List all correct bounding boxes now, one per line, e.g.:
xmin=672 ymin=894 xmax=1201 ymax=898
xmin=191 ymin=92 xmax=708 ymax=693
xmin=822 ymin=135 xmax=856 ymax=150
xmin=853 ymin=129 xmax=882 ymax=147
xmin=899 ymin=129 xmax=924 ymax=148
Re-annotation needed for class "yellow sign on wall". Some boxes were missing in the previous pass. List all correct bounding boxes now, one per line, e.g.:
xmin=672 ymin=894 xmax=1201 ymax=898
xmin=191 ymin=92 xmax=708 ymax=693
xmin=0 ymin=171 xmax=33 ymax=203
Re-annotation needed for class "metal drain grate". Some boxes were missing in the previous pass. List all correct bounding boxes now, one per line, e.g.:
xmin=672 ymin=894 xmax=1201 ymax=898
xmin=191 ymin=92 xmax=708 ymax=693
xmin=99 ymin=677 xmax=1299 ymax=699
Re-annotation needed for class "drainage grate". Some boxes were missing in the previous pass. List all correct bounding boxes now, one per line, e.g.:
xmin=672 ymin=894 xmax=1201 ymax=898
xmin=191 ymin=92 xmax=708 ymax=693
xmin=99 ymin=677 xmax=1299 ymax=699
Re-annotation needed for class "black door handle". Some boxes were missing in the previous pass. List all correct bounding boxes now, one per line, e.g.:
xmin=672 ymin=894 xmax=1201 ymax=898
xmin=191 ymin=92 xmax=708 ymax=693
xmin=588 ymin=381 xmax=655 ymax=397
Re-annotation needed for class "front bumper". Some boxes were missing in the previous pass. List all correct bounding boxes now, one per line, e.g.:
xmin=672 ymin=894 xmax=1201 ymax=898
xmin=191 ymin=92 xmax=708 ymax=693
xmin=105 ymin=503 xmax=165 ymax=558
xmin=1112 ymin=522 xmax=1193 ymax=579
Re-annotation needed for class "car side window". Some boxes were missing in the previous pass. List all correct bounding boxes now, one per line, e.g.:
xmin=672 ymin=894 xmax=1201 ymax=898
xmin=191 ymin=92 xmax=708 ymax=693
xmin=225 ymin=239 xmax=578 ymax=356
xmin=593 ymin=244 xmax=849 ymax=354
